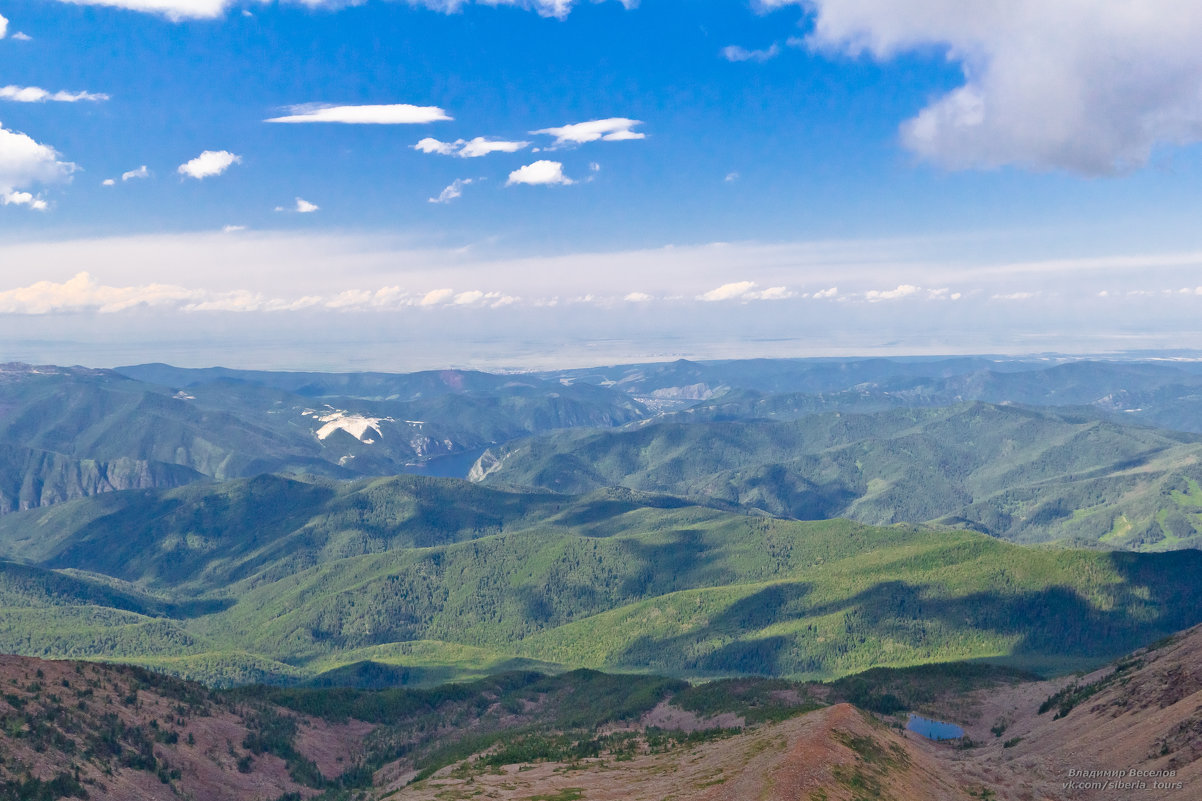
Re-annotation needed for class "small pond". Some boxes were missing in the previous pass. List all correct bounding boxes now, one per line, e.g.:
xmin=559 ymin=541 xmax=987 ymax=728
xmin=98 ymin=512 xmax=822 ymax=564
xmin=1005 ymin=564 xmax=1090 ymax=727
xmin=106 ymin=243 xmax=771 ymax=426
xmin=906 ymin=713 xmax=965 ymax=741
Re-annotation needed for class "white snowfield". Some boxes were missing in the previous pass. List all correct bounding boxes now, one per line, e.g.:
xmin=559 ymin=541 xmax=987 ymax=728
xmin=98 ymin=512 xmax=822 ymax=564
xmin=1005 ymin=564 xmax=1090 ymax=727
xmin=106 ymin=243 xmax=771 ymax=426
xmin=304 ymin=407 xmax=394 ymax=443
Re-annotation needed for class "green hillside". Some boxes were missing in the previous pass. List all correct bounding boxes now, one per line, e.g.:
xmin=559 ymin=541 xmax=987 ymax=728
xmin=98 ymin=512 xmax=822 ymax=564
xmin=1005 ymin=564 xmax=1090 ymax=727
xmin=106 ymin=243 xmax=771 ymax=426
xmin=472 ymin=402 xmax=1202 ymax=550
xmin=0 ymin=474 xmax=1200 ymax=686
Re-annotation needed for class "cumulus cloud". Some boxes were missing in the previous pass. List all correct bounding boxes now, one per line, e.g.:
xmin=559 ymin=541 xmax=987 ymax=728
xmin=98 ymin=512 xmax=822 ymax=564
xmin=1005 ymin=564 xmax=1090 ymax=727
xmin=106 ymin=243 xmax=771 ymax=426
xmin=0 ymin=85 xmax=109 ymax=103
xmin=1 ymin=191 xmax=48 ymax=211
xmin=773 ymin=0 xmax=1202 ymax=174
xmin=294 ymin=197 xmax=319 ymax=213
xmin=812 ymin=286 xmax=838 ymax=299
xmin=414 ymin=136 xmax=529 ymax=157
xmin=414 ymin=137 xmax=458 ymax=155
xmin=721 ymin=44 xmax=781 ymax=63
xmin=102 ymin=178 xmax=115 ymax=187
xmin=532 ymin=118 xmax=644 ymax=147
xmin=625 ymin=292 xmax=653 ymax=302
xmin=121 ymin=165 xmax=149 ymax=181
xmin=507 ymin=160 xmax=574 ymax=186
xmin=266 ymin=103 xmax=450 ymax=124
xmin=177 ymin=150 xmax=240 ymax=179
xmin=0 ymin=13 xmax=7 ymax=37
xmin=0 ymin=123 xmax=75 ymax=210
xmin=11 ymin=32 xmax=30 ymax=41
xmin=430 ymin=178 xmax=473 ymax=204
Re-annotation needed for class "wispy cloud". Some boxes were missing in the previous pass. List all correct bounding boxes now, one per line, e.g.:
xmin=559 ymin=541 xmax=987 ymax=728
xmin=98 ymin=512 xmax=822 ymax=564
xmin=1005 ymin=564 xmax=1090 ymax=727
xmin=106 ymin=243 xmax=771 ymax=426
xmin=0 ymin=85 xmax=109 ymax=103
xmin=531 ymin=118 xmax=644 ymax=147
xmin=430 ymin=178 xmax=473 ymax=204
xmin=266 ymin=103 xmax=450 ymax=124
xmin=121 ymin=165 xmax=150 ymax=181
xmin=507 ymin=160 xmax=574 ymax=186
xmin=47 ymin=0 xmax=630 ymax=22
xmin=177 ymin=150 xmax=240 ymax=180
xmin=720 ymin=44 xmax=781 ymax=63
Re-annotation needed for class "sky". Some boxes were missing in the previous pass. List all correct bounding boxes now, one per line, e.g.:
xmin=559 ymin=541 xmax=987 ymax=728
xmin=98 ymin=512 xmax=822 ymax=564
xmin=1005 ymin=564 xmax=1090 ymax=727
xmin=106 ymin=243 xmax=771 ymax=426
xmin=4 ymin=0 xmax=1202 ymax=370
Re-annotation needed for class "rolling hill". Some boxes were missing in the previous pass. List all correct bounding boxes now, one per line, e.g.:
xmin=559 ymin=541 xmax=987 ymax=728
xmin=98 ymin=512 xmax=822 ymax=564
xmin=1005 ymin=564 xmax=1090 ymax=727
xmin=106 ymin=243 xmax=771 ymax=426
xmin=1 ymin=474 xmax=1201 ymax=686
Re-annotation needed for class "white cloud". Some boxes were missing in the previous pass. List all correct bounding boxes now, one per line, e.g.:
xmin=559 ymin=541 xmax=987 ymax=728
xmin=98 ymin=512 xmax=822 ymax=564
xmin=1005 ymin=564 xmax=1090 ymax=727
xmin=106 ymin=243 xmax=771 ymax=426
xmin=812 ymin=286 xmax=838 ymax=299
xmin=49 ymin=0 xmax=231 ymax=21
xmin=414 ymin=137 xmax=459 ymax=155
xmin=0 ymin=271 xmax=199 ymax=313
xmin=221 ymin=225 xmax=246 ymax=233
xmin=507 ymin=160 xmax=574 ymax=186
xmin=864 ymin=284 xmax=921 ymax=302
xmin=11 ymin=32 xmax=30 ymax=41
xmin=414 ymin=136 xmax=529 ymax=157
xmin=266 ymin=103 xmax=450 ymax=124
xmin=177 ymin=150 xmax=240 ymax=180
xmin=751 ymin=286 xmax=792 ymax=300
xmin=420 ymin=288 xmax=455 ymax=306
xmin=777 ymin=0 xmax=1202 ymax=174
xmin=294 ymin=197 xmax=319 ymax=213
xmin=724 ymin=171 xmax=739 ymax=182
xmin=102 ymin=178 xmax=116 ymax=187
xmin=0 ymin=14 xmax=8 ymax=38
xmin=1 ymin=191 xmax=48 ymax=211
xmin=121 ymin=165 xmax=150 ymax=181
xmin=721 ymin=44 xmax=781 ymax=63
xmin=0 ymin=123 xmax=75 ymax=210
xmin=430 ymin=178 xmax=473 ymax=204
xmin=459 ymin=137 xmax=529 ymax=157
xmin=454 ymin=290 xmax=484 ymax=305
xmin=531 ymin=118 xmax=644 ymax=147
xmin=992 ymin=291 xmax=1037 ymax=300
xmin=699 ymin=281 xmax=757 ymax=302
xmin=49 ymin=0 xmax=631 ymax=21
xmin=625 ymin=292 xmax=653 ymax=302
xmin=0 ymin=85 xmax=109 ymax=103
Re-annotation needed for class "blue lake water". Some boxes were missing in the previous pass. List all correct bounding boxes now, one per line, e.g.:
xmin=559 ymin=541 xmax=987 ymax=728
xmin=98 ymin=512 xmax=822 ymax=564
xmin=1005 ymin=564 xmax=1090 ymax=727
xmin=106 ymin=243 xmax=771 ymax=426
xmin=906 ymin=713 xmax=965 ymax=740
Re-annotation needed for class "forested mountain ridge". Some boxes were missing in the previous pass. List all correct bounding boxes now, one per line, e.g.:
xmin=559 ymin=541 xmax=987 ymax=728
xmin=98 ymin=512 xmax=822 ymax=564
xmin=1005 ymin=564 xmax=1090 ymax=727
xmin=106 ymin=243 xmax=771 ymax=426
xmin=472 ymin=401 xmax=1202 ymax=549
xmin=0 ymin=362 xmax=647 ymax=513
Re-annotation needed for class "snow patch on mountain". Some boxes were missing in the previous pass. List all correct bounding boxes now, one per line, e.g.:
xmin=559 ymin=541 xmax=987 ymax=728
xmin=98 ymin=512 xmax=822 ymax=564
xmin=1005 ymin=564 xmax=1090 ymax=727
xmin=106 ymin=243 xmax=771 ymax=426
xmin=304 ymin=407 xmax=393 ymax=443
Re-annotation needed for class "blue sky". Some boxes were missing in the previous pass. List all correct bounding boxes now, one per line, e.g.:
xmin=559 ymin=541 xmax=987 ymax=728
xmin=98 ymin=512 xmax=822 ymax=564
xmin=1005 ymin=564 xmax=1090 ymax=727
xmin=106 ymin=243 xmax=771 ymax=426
xmin=4 ymin=0 xmax=1202 ymax=370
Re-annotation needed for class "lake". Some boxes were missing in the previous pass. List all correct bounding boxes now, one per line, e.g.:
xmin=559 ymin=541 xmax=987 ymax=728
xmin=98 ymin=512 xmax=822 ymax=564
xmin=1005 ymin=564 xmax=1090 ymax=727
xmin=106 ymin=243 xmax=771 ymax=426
xmin=906 ymin=713 xmax=965 ymax=740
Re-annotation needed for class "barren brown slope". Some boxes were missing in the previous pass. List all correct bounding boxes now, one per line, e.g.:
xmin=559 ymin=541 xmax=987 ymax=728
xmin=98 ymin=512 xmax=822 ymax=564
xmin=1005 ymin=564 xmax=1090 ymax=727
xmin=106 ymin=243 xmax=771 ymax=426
xmin=907 ymin=624 xmax=1202 ymax=801
xmin=0 ymin=654 xmax=368 ymax=801
xmin=383 ymin=703 xmax=971 ymax=801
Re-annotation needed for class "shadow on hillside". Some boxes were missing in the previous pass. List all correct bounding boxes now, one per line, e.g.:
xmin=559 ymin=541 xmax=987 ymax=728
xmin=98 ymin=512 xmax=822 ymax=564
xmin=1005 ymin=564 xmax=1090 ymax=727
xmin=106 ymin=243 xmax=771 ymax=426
xmin=612 ymin=548 xmax=1202 ymax=677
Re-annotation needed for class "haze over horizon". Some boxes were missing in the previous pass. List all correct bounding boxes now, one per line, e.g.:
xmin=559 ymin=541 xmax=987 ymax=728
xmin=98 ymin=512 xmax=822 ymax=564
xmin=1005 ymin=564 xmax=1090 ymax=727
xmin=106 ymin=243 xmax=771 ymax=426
xmin=5 ymin=0 xmax=1202 ymax=369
